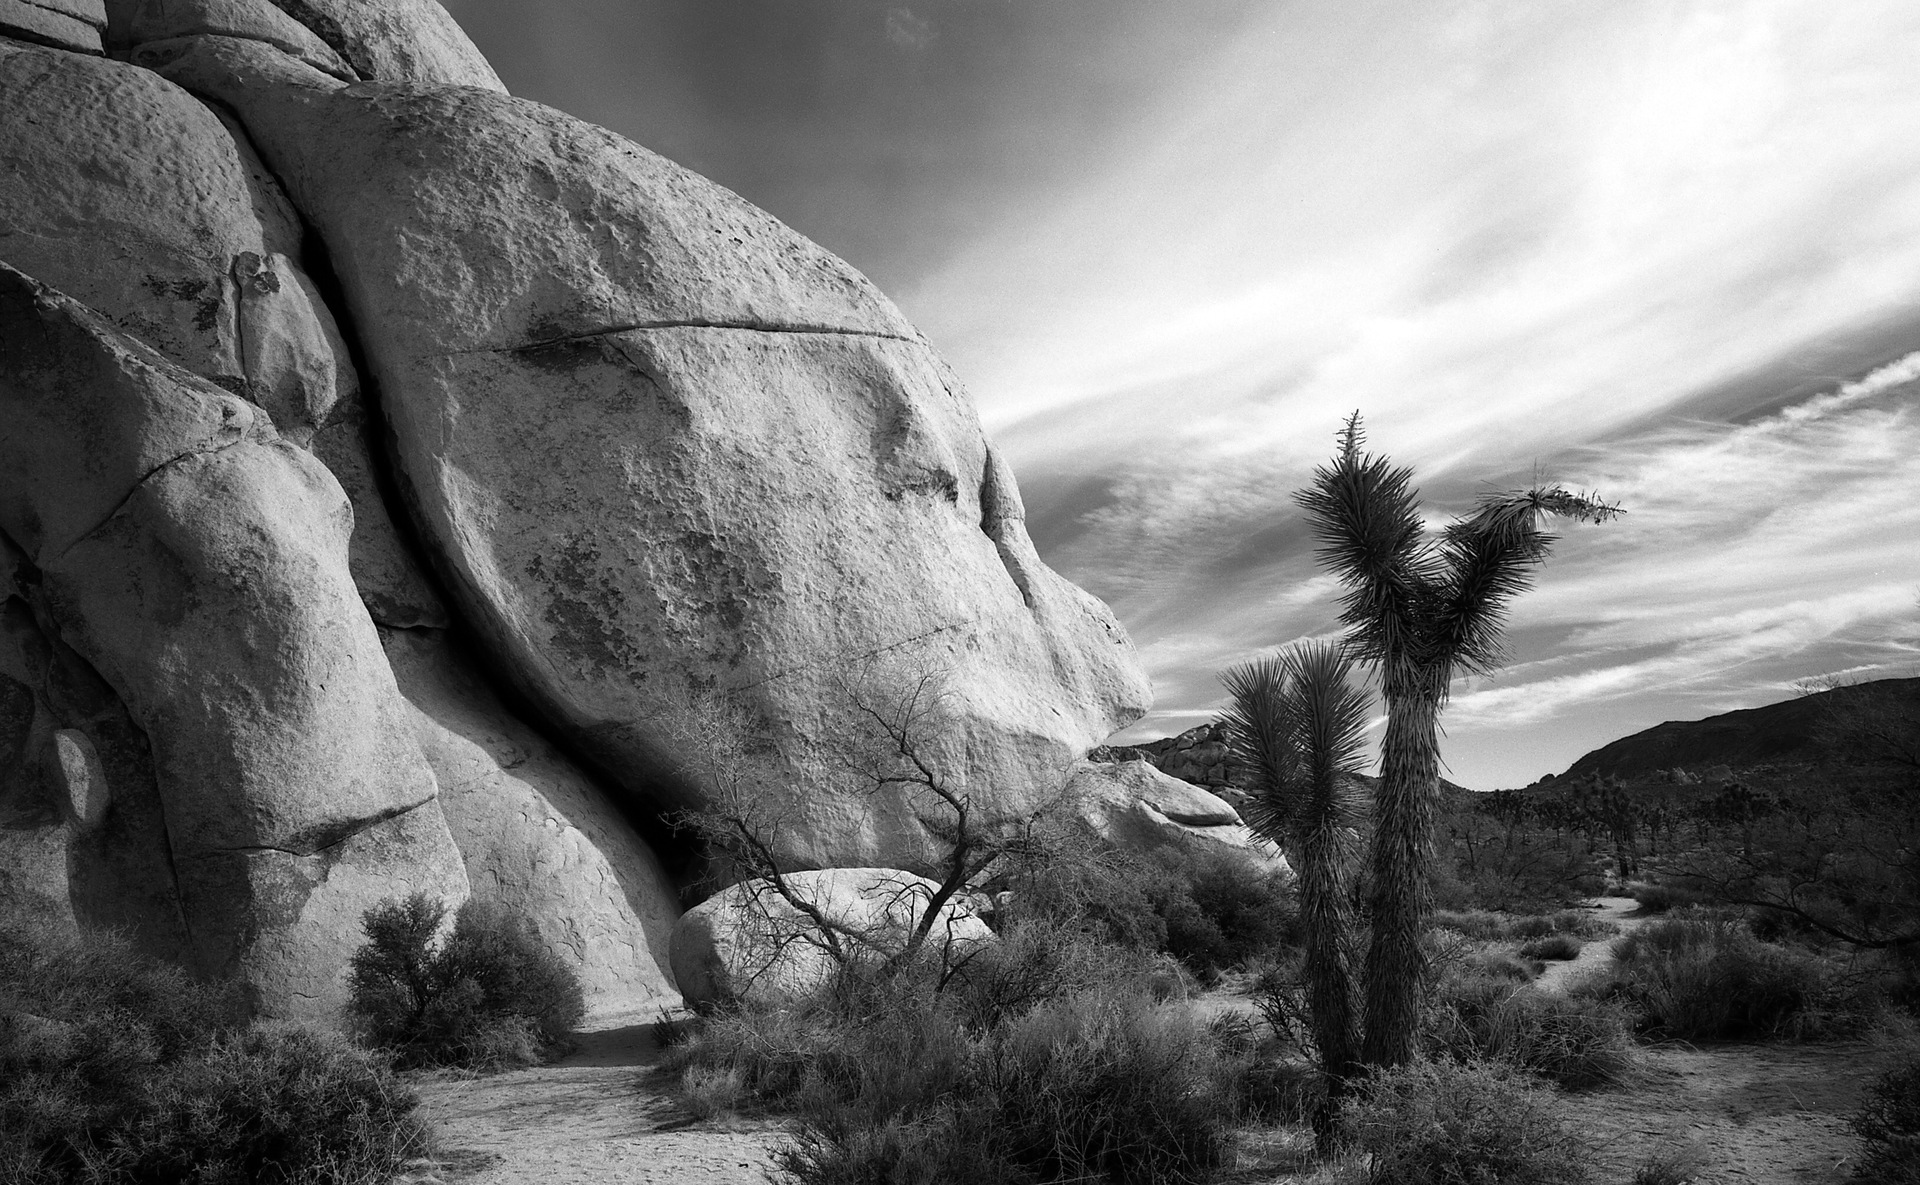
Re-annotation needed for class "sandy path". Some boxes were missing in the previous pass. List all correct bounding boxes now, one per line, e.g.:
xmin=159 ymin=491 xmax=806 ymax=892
xmin=1533 ymin=895 xmax=1643 ymax=994
xmin=1526 ymin=896 xmax=1898 ymax=1184
xmin=1561 ymin=1039 xmax=1899 ymax=1184
xmin=407 ymin=1013 xmax=786 ymax=1185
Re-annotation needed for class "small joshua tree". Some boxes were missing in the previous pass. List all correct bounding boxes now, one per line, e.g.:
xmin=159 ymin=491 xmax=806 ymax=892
xmin=1223 ymin=639 xmax=1368 ymax=1143
xmin=1296 ymin=413 xmax=1620 ymax=1068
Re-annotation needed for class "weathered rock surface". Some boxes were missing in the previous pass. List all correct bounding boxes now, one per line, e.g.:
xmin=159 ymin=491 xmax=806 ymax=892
xmin=0 ymin=40 xmax=303 ymax=392
xmin=1 ymin=264 xmax=469 ymax=1016
xmin=1063 ymin=758 xmax=1289 ymax=876
xmin=0 ymin=0 xmax=103 ymax=52
xmin=121 ymin=0 xmax=350 ymax=77
xmin=2 ymin=541 xmax=194 ymax=957
xmin=384 ymin=627 xmax=678 ymax=1013
xmin=269 ymin=0 xmax=501 ymax=89
xmin=154 ymin=37 xmax=1151 ymax=869
xmin=2 ymin=0 xmax=1159 ymax=1021
xmin=670 ymin=868 xmax=992 ymax=1010
xmin=0 ymin=38 xmax=443 ymax=629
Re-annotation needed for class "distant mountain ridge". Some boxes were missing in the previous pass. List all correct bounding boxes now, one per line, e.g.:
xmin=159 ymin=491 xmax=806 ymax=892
xmin=1549 ymin=677 xmax=1920 ymax=783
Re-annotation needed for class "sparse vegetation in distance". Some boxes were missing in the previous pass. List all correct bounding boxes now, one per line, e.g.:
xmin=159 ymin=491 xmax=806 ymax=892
xmin=347 ymin=893 xmax=585 ymax=1070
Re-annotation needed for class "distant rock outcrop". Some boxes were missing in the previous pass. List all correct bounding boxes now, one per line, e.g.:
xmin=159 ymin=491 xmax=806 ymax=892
xmin=1549 ymin=678 xmax=1920 ymax=784
xmin=0 ymin=0 xmax=1149 ymax=1020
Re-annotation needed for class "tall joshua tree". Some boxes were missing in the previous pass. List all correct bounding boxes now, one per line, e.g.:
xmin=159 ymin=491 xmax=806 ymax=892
xmin=1223 ymin=640 xmax=1368 ymax=1136
xmin=1297 ymin=413 xmax=1621 ymax=1068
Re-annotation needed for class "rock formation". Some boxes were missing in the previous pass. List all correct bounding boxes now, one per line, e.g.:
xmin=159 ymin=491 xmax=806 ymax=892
xmin=1 ymin=0 xmax=1152 ymax=1021
xmin=1064 ymin=757 xmax=1289 ymax=876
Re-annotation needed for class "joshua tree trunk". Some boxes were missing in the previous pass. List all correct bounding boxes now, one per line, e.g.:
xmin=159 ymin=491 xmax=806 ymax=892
xmin=1361 ymin=667 xmax=1444 ymax=1068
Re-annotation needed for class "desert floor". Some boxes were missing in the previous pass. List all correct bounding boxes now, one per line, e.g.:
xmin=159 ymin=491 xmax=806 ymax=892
xmin=406 ymin=896 xmax=1904 ymax=1185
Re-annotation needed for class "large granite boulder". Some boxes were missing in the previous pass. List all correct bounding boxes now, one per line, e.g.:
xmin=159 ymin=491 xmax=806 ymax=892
xmin=384 ymin=628 xmax=678 ymax=1015
xmin=147 ymin=37 xmax=1150 ymax=871
xmin=670 ymin=868 xmax=993 ymax=1010
xmin=103 ymin=0 xmax=497 ymax=88
xmin=0 ymin=0 xmax=1151 ymax=1021
xmin=0 ymin=264 xmax=469 ymax=1017
xmin=0 ymin=39 xmax=441 ymax=631
xmin=1 ymin=556 xmax=194 ymax=956
xmin=0 ymin=0 xmax=104 ymax=53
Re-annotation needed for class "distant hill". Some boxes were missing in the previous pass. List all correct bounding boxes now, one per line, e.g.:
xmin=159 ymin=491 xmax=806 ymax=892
xmin=1550 ymin=677 xmax=1920 ymax=783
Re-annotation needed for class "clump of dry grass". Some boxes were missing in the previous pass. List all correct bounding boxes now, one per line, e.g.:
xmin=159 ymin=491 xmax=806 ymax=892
xmin=1343 ymin=1057 xmax=1592 ymax=1184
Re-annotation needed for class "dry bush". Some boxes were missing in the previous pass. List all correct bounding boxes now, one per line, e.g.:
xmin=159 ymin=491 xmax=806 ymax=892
xmin=1628 ymin=1141 xmax=1710 ymax=1185
xmin=1625 ymin=880 xmax=1706 ymax=914
xmin=998 ymin=840 xmax=1295 ymax=980
xmin=1424 ymin=967 xmax=1636 ymax=1091
xmin=0 ymin=918 xmax=426 ymax=1185
xmin=1342 ymin=1057 xmax=1591 ymax=1185
xmin=1853 ymin=1058 xmax=1920 ymax=1183
xmin=347 ymin=894 xmax=585 ymax=1070
xmin=1574 ymin=910 xmax=1871 ymax=1041
xmin=1519 ymin=935 xmax=1583 ymax=961
xmin=673 ymin=948 xmax=1239 ymax=1184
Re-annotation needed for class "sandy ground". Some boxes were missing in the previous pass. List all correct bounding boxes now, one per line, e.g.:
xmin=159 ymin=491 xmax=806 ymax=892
xmin=404 ymin=898 xmax=1901 ymax=1185
xmin=1534 ymin=895 xmax=1642 ymax=994
xmin=1531 ymin=895 xmax=1901 ymax=1185
xmin=406 ymin=1012 xmax=785 ymax=1185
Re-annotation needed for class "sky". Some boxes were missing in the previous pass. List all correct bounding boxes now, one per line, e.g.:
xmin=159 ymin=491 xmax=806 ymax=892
xmin=441 ymin=0 xmax=1920 ymax=789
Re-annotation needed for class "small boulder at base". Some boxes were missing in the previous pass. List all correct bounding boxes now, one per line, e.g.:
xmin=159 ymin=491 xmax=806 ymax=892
xmin=670 ymin=868 xmax=992 ymax=1011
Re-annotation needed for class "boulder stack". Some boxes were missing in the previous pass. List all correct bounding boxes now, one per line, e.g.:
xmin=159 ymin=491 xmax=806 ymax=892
xmin=0 ymin=0 xmax=1151 ymax=1021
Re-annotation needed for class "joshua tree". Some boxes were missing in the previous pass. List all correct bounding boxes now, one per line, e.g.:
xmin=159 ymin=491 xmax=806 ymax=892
xmin=1223 ymin=640 xmax=1368 ymax=1140
xmin=1296 ymin=413 xmax=1620 ymax=1068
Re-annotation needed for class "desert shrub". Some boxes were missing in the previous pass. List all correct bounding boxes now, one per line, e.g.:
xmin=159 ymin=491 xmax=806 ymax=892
xmin=973 ymin=989 xmax=1234 ymax=1183
xmin=999 ymin=844 xmax=1169 ymax=952
xmin=1554 ymin=909 xmax=1621 ymax=940
xmin=1628 ymin=1142 xmax=1709 ymax=1185
xmin=1853 ymin=1059 xmax=1920 ymax=1183
xmin=1342 ymin=1057 xmax=1590 ymax=1184
xmin=1519 ymin=935 xmax=1583 ymax=961
xmin=108 ymin=1025 xmax=428 ymax=1184
xmin=1000 ymin=841 xmax=1293 ymax=979
xmin=1424 ymin=966 xmax=1635 ymax=1090
xmin=772 ymin=1105 xmax=1020 ymax=1185
xmin=0 ymin=919 xmax=425 ymax=1185
xmin=1575 ymin=910 xmax=1855 ymax=1041
xmin=347 ymin=894 xmax=585 ymax=1070
xmin=1626 ymin=880 xmax=1705 ymax=914
xmin=676 ymin=954 xmax=1237 ymax=1184
xmin=1138 ymin=848 xmax=1294 ymax=978
xmin=1432 ymin=910 xmax=1508 ymax=941
xmin=1433 ymin=909 xmax=1615 ymax=945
